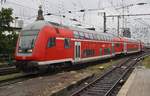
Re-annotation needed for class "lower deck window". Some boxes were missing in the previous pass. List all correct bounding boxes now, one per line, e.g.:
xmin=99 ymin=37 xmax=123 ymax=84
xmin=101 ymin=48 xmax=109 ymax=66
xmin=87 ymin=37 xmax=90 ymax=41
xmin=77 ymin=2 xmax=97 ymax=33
xmin=83 ymin=49 xmax=95 ymax=57
xmin=99 ymin=48 xmax=102 ymax=56
xmin=104 ymin=48 xmax=111 ymax=55
xmin=127 ymin=48 xmax=138 ymax=51
xmin=115 ymin=43 xmax=120 ymax=47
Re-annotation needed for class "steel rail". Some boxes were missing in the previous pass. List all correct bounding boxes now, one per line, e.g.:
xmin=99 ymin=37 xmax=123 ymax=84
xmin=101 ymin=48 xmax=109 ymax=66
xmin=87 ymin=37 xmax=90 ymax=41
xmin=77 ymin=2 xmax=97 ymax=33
xmin=71 ymin=53 xmax=147 ymax=96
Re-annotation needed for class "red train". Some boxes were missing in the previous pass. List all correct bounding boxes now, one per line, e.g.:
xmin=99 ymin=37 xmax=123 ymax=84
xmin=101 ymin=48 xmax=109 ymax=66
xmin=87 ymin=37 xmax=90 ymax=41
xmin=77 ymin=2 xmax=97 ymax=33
xmin=15 ymin=20 xmax=144 ymax=72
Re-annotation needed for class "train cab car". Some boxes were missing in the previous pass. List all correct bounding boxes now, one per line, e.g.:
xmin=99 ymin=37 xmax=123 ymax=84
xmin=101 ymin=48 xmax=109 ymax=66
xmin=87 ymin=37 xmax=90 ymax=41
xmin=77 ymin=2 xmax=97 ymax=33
xmin=15 ymin=20 xmax=117 ymax=71
xmin=15 ymin=20 xmax=74 ymax=71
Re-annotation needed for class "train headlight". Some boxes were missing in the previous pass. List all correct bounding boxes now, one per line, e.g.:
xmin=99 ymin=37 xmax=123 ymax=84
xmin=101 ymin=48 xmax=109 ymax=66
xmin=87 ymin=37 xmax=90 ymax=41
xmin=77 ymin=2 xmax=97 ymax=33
xmin=18 ymin=49 xmax=22 ymax=53
xmin=27 ymin=49 xmax=32 ymax=53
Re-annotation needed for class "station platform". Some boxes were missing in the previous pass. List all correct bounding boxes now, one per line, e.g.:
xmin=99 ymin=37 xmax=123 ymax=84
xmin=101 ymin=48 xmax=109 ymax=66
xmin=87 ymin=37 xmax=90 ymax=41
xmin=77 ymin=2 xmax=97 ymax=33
xmin=117 ymin=67 xmax=150 ymax=96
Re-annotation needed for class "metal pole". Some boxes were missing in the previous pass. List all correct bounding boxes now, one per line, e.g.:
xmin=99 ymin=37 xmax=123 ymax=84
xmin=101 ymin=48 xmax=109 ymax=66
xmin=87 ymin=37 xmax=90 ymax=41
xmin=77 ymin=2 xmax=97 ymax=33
xmin=106 ymin=13 xmax=150 ymax=17
xmin=117 ymin=16 xmax=120 ymax=36
xmin=103 ymin=12 xmax=106 ymax=33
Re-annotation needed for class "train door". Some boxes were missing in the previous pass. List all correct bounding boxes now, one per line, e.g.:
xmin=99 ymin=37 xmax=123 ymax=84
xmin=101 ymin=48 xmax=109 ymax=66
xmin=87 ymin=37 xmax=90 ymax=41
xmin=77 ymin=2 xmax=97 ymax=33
xmin=139 ymin=43 xmax=141 ymax=51
xmin=124 ymin=42 xmax=127 ymax=53
xmin=112 ymin=43 xmax=115 ymax=56
xmin=74 ymin=42 xmax=81 ymax=61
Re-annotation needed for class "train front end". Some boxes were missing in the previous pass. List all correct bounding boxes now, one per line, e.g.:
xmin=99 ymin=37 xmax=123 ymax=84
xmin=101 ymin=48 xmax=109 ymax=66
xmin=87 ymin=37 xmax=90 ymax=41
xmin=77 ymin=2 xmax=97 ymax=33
xmin=15 ymin=21 xmax=49 ymax=72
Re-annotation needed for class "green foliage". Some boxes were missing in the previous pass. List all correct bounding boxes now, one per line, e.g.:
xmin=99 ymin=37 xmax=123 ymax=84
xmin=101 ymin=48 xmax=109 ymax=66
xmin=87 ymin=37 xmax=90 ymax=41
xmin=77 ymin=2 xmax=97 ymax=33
xmin=0 ymin=7 xmax=13 ymax=31
xmin=0 ymin=32 xmax=18 ymax=53
xmin=0 ymin=8 xmax=18 ymax=55
xmin=143 ymin=56 xmax=150 ymax=69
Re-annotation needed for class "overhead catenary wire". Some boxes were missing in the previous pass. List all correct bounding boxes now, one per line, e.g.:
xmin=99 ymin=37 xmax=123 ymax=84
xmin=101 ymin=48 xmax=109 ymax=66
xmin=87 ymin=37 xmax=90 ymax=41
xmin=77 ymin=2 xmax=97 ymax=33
xmin=46 ymin=12 xmax=102 ymax=28
xmin=2 ymin=1 xmax=37 ymax=10
xmin=2 ymin=0 xmax=150 ymax=37
xmin=131 ymin=18 xmax=150 ymax=42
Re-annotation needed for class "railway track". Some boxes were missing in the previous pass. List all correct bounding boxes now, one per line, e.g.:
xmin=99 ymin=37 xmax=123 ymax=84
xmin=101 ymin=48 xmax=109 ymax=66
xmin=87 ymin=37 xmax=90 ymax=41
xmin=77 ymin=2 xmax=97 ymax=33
xmin=0 ymin=66 xmax=19 ymax=75
xmin=0 ymin=72 xmax=38 ymax=87
xmin=70 ymin=52 xmax=148 ymax=96
xmin=0 ymin=52 xmax=148 ymax=89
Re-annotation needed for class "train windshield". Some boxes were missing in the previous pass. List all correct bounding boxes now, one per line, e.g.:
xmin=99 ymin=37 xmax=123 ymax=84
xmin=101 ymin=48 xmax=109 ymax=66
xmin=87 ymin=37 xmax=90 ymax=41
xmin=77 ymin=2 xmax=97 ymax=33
xmin=18 ymin=30 xmax=39 ymax=52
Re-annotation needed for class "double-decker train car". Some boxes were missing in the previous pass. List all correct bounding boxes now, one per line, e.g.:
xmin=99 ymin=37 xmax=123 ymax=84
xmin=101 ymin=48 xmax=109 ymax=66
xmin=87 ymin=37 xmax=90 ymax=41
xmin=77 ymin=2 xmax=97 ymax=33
xmin=140 ymin=41 xmax=145 ymax=51
xmin=124 ymin=38 xmax=141 ymax=54
xmin=15 ymin=20 xmax=143 ymax=72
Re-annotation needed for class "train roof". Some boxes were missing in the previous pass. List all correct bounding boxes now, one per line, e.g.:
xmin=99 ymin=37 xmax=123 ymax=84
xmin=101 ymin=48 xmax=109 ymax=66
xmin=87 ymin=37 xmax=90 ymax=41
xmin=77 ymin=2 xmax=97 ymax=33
xmin=113 ymin=37 xmax=139 ymax=43
xmin=69 ymin=26 xmax=115 ymax=37
xmin=22 ymin=20 xmax=70 ymax=30
xmin=22 ymin=20 xmax=50 ymax=30
xmin=123 ymin=37 xmax=139 ymax=42
xmin=21 ymin=20 xmax=142 ymax=43
xmin=22 ymin=20 xmax=116 ymax=40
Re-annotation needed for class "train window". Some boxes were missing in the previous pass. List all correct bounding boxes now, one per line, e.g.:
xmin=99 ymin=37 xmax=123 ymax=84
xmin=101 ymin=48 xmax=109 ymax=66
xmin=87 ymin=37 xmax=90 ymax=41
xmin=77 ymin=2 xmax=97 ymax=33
xmin=64 ymin=38 xmax=70 ymax=48
xmin=103 ymin=36 xmax=105 ymax=40
xmin=97 ymin=35 xmax=100 ymax=40
xmin=109 ymin=36 xmax=111 ymax=41
xmin=115 ymin=43 xmax=120 ymax=47
xmin=106 ymin=36 xmax=109 ymax=41
xmin=85 ymin=33 xmax=90 ymax=39
xmin=89 ymin=33 xmax=94 ymax=39
xmin=104 ymin=36 xmax=107 ymax=41
xmin=83 ymin=49 xmax=95 ymax=57
xmin=101 ymin=35 xmax=105 ymax=41
xmin=100 ymin=35 xmax=103 ymax=40
xmin=47 ymin=37 xmax=56 ymax=48
xmin=105 ymin=36 xmax=107 ymax=41
xmin=93 ymin=34 xmax=97 ymax=40
xmin=106 ymin=36 xmax=108 ymax=41
xmin=88 ymin=34 xmax=91 ymax=39
xmin=110 ymin=37 xmax=112 ymax=41
xmin=19 ymin=30 xmax=39 ymax=51
xmin=74 ymin=31 xmax=80 ymax=39
xmin=79 ymin=32 xmax=85 ymax=39
xmin=104 ymin=48 xmax=111 ymax=55
xmin=92 ymin=34 xmax=95 ymax=39
xmin=21 ymin=30 xmax=39 ymax=36
xmin=99 ymin=48 xmax=102 ymax=56
xmin=97 ymin=34 xmax=100 ymax=40
xmin=107 ymin=36 xmax=109 ymax=41
xmin=96 ymin=35 xmax=99 ymax=40
xmin=98 ymin=35 xmax=101 ymax=40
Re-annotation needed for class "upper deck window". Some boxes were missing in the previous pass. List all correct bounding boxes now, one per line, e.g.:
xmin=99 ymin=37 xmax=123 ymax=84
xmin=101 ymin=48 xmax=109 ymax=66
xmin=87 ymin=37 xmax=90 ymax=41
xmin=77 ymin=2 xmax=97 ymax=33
xmin=98 ymin=35 xmax=101 ymax=40
xmin=64 ymin=38 xmax=70 ymax=48
xmin=89 ymin=33 xmax=94 ymax=39
xmin=74 ymin=31 xmax=80 ymax=39
xmin=47 ymin=37 xmax=56 ymax=48
xmin=85 ymin=33 xmax=90 ymax=39
xmin=79 ymin=32 xmax=85 ymax=39
xmin=93 ymin=34 xmax=98 ymax=40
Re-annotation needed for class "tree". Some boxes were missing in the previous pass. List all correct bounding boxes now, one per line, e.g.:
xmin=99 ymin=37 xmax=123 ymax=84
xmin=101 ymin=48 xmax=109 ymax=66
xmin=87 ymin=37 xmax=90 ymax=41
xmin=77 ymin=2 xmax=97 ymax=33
xmin=0 ymin=7 xmax=18 ymax=55
xmin=0 ymin=8 xmax=13 ymax=32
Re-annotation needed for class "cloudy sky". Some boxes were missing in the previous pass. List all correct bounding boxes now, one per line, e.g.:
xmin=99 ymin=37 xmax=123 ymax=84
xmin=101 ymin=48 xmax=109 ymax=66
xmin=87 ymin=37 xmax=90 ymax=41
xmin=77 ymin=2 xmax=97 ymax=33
xmin=1 ymin=0 xmax=150 ymax=42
